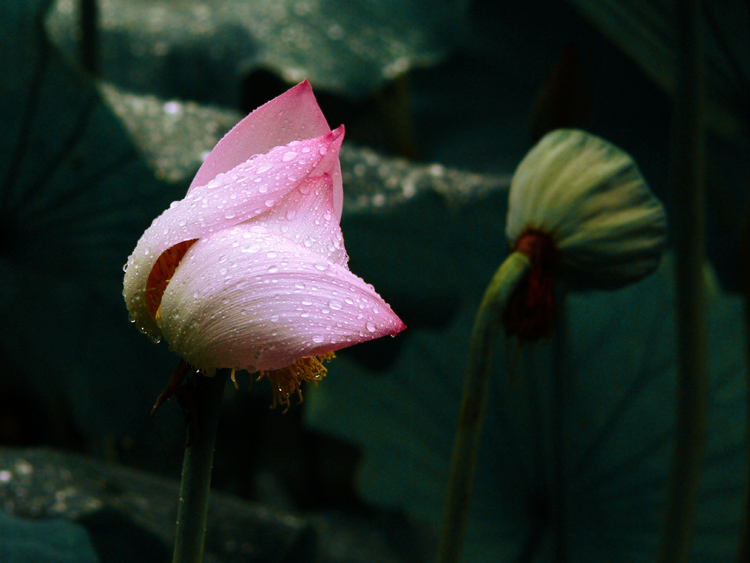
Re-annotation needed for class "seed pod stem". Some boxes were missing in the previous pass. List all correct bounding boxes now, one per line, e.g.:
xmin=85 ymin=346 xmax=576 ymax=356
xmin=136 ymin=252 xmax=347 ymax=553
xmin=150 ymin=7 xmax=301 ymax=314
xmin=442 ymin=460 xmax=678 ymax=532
xmin=437 ymin=251 xmax=532 ymax=563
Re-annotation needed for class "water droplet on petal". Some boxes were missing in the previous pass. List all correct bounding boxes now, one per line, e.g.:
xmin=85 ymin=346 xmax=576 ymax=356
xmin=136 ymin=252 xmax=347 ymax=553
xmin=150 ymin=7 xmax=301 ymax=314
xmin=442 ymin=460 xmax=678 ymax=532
xmin=257 ymin=163 xmax=273 ymax=174
xmin=312 ymin=335 xmax=324 ymax=343
xmin=286 ymin=209 xmax=296 ymax=220
xmin=270 ymin=315 xmax=280 ymax=322
xmin=282 ymin=151 xmax=298 ymax=162
xmin=268 ymin=266 xmax=279 ymax=274
xmin=225 ymin=211 xmax=236 ymax=219
xmin=366 ymin=322 xmax=376 ymax=332
xmin=265 ymin=199 xmax=275 ymax=207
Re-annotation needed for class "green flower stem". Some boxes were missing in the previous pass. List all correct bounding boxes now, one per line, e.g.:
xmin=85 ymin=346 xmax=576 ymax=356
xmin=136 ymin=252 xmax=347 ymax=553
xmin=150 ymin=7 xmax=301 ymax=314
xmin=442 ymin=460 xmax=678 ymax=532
xmin=551 ymin=301 xmax=567 ymax=563
xmin=436 ymin=251 xmax=531 ymax=563
xmin=659 ymin=0 xmax=707 ymax=561
xmin=172 ymin=370 xmax=228 ymax=563
xmin=740 ymin=195 xmax=750 ymax=560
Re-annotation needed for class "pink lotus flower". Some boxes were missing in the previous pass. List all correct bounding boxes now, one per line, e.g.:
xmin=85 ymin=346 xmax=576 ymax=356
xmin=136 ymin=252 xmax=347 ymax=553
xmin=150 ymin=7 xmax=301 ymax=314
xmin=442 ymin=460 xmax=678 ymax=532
xmin=123 ymin=81 xmax=405 ymax=407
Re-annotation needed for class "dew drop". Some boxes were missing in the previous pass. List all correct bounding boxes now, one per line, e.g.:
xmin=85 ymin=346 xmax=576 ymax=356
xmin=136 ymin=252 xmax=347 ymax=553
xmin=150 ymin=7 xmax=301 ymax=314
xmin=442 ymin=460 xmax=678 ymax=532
xmin=270 ymin=315 xmax=280 ymax=322
xmin=312 ymin=335 xmax=324 ymax=343
xmin=329 ymin=299 xmax=342 ymax=310
xmin=295 ymin=282 xmax=306 ymax=290
xmin=282 ymin=151 xmax=298 ymax=162
xmin=224 ymin=211 xmax=236 ymax=219
xmin=286 ymin=209 xmax=296 ymax=220
xmin=265 ymin=199 xmax=275 ymax=207
xmin=366 ymin=322 xmax=377 ymax=332
xmin=299 ymin=184 xmax=310 ymax=195
xmin=268 ymin=266 xmax=279 ymax=274
xmin=259 ymin=185 xmax=268 ymax=193
xmin=257 ymin=163 xmax=273 ymax=174
xmin=314 ymin=263 xmax=328 ymax=271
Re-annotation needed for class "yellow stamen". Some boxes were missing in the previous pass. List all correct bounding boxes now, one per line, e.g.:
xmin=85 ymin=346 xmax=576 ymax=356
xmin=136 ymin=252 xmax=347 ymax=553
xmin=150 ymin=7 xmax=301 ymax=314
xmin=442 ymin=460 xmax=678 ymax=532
xmin=257 ymin=352 xmax=335 ymax=412
xmin=230 ymin=368 xmax=238 ymax=390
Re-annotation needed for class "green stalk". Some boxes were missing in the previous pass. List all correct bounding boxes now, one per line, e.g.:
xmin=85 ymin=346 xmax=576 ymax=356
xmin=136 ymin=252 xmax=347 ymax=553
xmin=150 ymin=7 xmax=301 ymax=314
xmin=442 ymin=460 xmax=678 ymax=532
xmin=551 ymin=300 xmax=567 ymax=563
xmin=736 ymin=5 xmax=750 ymax=561
xmin=738 ymin=180 xmax=750 ymax=562
xmin=658 ymin=0 xmax=707 ymax=561
xmin=436 ymin=251 xmax=531 ymax=563
xmin=172 ymin=371 xmax=228 ymax=563
xmin=738 ymin=212 xmax=750 ymax=562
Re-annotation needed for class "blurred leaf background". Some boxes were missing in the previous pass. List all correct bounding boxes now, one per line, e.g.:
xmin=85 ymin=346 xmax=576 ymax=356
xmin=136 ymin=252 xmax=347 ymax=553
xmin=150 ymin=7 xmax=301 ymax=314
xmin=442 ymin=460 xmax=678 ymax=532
xmin=0 ymin=0 xmax=748 ymax=561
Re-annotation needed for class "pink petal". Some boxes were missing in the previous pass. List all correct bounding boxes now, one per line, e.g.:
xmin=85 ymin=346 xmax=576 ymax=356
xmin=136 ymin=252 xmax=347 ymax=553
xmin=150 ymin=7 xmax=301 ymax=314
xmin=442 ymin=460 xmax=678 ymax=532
xmin=190 ymin=81 xmax=328 ymax=190
xmin=123 ymin=128 xmax=343 ymax=339
xmin=189 ymin=81 xmax=344 ymax=220
xmin=310 ymin=125 xmax=344 ymax=221
xmin=251 ymin=173 xmax=348 ymax=267
xmin=158 ymin=224 xmax=406 ymax=373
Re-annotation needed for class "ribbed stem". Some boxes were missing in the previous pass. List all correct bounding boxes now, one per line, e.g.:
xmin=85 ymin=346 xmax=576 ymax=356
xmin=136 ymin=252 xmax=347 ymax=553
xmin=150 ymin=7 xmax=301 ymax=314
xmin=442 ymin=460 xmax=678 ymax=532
xmin=658 ymin=0 xmax=707 ymax=561
xmin=436 ymin=252 xmax=531 ymax=563
xmin=172 ymin=371 xmax=228 ymax=563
